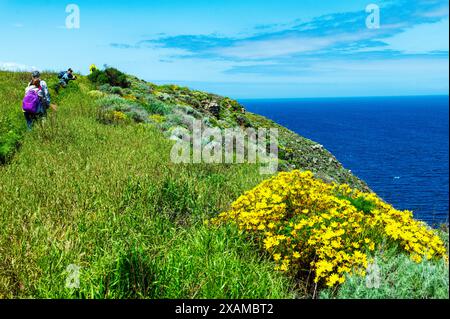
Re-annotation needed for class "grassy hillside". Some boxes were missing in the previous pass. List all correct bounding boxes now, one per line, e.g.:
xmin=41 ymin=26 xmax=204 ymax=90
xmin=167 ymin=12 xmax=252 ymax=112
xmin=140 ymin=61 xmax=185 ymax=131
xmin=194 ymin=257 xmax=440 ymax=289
xmin=0 ymin=69 xmax=448 ymax=299
xmin=0 ymin=72 xmax=295 ymax=298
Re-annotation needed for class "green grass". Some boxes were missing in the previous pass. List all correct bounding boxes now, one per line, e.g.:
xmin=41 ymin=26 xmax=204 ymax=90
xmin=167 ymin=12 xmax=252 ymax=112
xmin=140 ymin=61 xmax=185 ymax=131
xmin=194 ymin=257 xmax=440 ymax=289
xmin=0 ymin=71 xmax=29 ymax=162
xmin=0 ymin=72 xmax=294 ymax=299
xmin=0 ymin=71 xmax=61 ymax=163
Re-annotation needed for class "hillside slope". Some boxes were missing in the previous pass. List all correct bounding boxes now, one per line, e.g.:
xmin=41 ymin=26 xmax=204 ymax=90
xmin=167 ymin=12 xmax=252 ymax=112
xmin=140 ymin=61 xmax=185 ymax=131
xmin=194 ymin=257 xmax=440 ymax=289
xmin=95 ymin=73 xmax=369 ymax=191
xmin=0 ymin=72 xmax=299 ymax=298
xmin=0 ymin=70 xmax=447 ymax=299
xmin=1 ymin=70 xmax=368 ymax=190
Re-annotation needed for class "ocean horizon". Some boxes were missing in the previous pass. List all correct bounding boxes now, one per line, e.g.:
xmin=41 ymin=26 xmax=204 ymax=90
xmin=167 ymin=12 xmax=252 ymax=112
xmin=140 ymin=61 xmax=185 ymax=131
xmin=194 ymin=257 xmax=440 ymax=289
xmin=239 ymin=94 xmax=449 ymax=101
xmin=241 ymin=95 xmax=449 ymax=226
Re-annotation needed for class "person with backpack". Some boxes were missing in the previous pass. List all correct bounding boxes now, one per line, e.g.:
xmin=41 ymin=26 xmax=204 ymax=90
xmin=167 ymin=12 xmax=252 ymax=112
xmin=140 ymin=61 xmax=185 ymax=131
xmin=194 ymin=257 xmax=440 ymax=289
xmin=23 ymin=78 xmax=41 ymax=130
xmin=57 ymin=68 xmax=77 ymax=89
xmin=22 ymin=71 xmax=51 ymax=130
xmin=31 ymin=71 xmax=51 ymax=114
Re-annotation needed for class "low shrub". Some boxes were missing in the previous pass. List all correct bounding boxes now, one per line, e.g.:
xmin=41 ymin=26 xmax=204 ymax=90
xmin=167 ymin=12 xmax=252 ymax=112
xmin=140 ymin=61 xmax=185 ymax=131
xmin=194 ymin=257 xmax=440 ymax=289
xmin=96 ymin=95 xmax=149 ymax=124
xmin=87 ymin=90 xmax=107 ymax=99
xmin=110 ymin=86 xmax=124 ymax=95
xmin=143 ymin=96 xmax=172 ymax=115
xmin=97 ymin=95 xmax=131 ymax=110
xmin=149 ymin=114 xmax=166 ymax=124
xmin=320 ymin=247 xmax=449 ymax=299
xmin=88 ymin=67 xmax=130 ymax=89
xmin=97 ymin=110 xmax=132 ymax=125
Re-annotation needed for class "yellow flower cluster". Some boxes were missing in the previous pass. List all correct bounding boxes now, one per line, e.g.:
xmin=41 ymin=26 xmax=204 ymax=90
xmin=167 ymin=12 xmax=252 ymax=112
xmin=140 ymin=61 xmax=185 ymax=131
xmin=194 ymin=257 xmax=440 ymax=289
xmin=123 ymin=94 xmax=138 ymax=102
xmin=211 ymin=170 xmax=446 ymax=287
xmin=112 ymin=111 xmax=127 ymax=121
xmin=149 ymin=114 xmax=166 ymax=123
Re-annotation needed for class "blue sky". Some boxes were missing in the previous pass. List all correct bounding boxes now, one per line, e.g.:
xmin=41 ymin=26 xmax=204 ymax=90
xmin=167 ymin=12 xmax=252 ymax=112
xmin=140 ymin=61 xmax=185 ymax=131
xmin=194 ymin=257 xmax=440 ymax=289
xmin=0 ymin=0 xmax=448 ymax=98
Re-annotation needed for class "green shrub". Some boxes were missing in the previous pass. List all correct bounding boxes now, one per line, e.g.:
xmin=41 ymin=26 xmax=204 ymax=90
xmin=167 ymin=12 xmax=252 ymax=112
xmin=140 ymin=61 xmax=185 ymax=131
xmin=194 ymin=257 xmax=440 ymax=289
xmin=88 ymin=67 xmax=130 ymax=89
xmin=143 ymin=96 xmax=172 ymax=115
xmin=96 ymin=95 xmax=150 ymax=124
xmin=88 ymin=69 xmax=108 ymax=85
xmin=179 ymin=105 xmax=202 ymax=119
xmin=87 ymin=90 xmax=106 ymax=99
xmin=97 ymin=110 xmax=132 ymax=125
xmin=110 ymin=86 xmax=124 ymax=95
xmin=127 ymin=108 xmax=150 ymax=123
xmin=99 ymin=84 xmax=113 ymax=93
xmin=96 ymin=95 xmax=130 ymax=110
xmin=149 ymin=114 xmax=166 ymax=124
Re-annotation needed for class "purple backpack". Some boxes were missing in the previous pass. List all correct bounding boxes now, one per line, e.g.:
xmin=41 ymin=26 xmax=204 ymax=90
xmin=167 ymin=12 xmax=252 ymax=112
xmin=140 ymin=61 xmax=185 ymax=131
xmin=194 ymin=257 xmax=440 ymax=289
xmin=22 ymin=90 xmax=40 ymax=113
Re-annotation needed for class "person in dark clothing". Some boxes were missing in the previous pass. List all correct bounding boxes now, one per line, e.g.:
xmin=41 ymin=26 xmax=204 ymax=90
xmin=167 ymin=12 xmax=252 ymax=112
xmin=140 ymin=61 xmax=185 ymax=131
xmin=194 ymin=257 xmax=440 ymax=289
xmin=56 ymin=68 xmax=77 ymax=92
xmin=60 ymin=68 xmax=77 ymax=87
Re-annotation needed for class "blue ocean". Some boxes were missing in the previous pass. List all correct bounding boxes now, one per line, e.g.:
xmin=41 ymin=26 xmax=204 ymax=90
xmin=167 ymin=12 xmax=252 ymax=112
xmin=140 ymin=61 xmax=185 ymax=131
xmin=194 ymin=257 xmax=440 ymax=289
xmin=241 ymin=96 xmax=449 ymax=225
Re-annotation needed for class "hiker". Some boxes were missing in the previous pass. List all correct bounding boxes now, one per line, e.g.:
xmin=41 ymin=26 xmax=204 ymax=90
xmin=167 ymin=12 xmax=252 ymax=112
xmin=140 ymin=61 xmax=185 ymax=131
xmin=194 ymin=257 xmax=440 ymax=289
xmin=57 ymin=68 xmax=77 ymax=88
xmin=31 ymin=71 xmax=51 ymax=114
xmin=22 ymin=71 xmax=51 ymax=130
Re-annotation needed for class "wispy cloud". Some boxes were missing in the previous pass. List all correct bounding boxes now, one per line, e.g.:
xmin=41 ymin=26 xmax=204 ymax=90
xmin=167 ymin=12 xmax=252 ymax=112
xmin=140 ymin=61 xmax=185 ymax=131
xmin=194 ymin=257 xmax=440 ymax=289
xmin=110 ymin=43 xmax=138 ymax=49
xmin=115 ymin=0 xmax=448 ymax=63
xmin=0 ymin=62 xmax=37 ymax=72
xmin=103 ymin=0 xmax=448 ymax=96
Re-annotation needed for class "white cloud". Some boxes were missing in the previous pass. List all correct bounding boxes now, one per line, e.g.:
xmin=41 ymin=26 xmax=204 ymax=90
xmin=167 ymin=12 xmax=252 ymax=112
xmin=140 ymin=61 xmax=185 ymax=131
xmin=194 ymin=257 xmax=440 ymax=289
xmin=0 ymin=62 xmax=37 ymax=72
xmin=213 ymin=32 xmax=372 ymax=59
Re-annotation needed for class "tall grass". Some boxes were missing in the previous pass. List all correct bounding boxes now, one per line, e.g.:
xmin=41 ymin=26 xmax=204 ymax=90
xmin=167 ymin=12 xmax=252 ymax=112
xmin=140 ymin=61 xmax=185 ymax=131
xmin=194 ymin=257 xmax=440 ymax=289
xmin=0 ymin=72 xmax=294 ymax=298
xmin=0 ymin=71 xmax=29 ymax=162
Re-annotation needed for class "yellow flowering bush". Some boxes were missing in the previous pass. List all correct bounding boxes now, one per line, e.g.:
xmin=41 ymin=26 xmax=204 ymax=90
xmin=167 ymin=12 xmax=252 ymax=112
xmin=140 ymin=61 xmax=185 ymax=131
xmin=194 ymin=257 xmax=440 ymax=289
xmin=112 ymin=111 xmax=127 ymax=121
xmin=98 ymin=110 xmax=129 ymax=125
xmin=123 ymin=94 xmax=138 ymax=102
xmin=211 ymin=170 xmax=446 ymax=287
